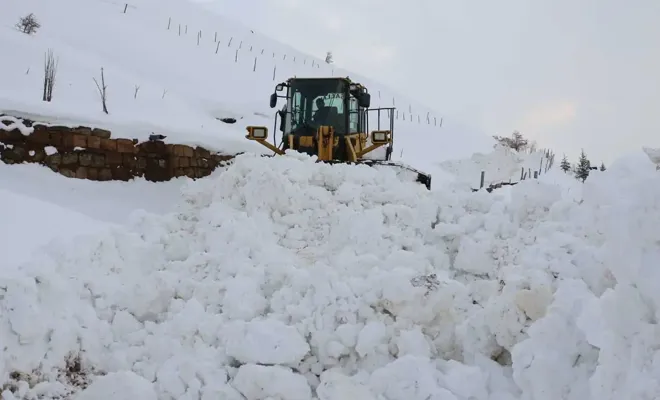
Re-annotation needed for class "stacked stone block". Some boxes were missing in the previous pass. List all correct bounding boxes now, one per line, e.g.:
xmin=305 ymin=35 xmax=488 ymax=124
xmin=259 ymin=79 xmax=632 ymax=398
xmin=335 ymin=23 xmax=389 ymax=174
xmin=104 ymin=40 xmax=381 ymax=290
xmin=0 ymin=117 xmax=234 ymax=182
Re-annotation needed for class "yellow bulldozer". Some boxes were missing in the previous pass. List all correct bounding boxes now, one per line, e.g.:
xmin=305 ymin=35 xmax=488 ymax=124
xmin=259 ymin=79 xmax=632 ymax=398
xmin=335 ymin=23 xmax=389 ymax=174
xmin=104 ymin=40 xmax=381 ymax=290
xmin=244 ymin=76 xmax=432 ymax=189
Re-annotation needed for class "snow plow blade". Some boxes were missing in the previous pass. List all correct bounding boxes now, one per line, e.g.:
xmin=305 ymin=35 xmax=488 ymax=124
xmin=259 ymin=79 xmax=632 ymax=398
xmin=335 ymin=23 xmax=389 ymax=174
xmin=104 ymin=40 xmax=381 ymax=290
xmin=326 ymin=159 xmax=432 ymax=190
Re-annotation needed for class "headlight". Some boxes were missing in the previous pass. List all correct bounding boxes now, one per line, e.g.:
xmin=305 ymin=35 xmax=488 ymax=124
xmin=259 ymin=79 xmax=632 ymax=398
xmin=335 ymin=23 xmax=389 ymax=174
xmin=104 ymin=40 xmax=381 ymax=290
xmin=371 ymin=131 xmax=390 ymax=143
xmin=247 ymin=126 xmax=268 ymax=140
xmin=252 ymin=127 xmax=267 ymax=139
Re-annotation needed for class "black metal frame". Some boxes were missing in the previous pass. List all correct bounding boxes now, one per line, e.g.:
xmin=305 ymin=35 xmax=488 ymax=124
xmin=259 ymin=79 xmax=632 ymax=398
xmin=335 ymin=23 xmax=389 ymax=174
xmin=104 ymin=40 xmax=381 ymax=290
xmin=365 ymin=107 xmax=395 ymax=161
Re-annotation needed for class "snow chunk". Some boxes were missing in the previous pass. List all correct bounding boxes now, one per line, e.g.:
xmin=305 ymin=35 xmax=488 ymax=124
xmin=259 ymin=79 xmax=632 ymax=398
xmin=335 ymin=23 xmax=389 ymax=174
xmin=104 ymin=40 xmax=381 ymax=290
xmin=224 ymin=319 xmax=310 ymax=364
xmin=73 ymin=371 xmax=157 ymax=400
xmin=222 ymin=276 xmax=268 ymax=320
xmin=232 ymin=364 xmax=312 ymax=400
xmin=370 ymin=356 xmax=458 ymax=400
xmin=317 ymin=370 xmax=377 ymax=400
xmin=396 ymin=327 xmax=431 ymax=358
xmin=355 ymin=321 xmax=387 ymax=358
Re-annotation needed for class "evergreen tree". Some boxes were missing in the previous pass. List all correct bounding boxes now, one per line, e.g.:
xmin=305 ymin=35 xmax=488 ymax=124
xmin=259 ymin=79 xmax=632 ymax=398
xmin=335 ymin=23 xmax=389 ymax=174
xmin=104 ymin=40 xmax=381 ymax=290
xmin=325 ymin=51 xmax=334 ymax=64
xmin=600 ymin=162 xmax=606 ymax=171
xmin=560 ymin=154 xmax=571 ymax=173
xmin=575 ymin=149 xmax=591 ymax=182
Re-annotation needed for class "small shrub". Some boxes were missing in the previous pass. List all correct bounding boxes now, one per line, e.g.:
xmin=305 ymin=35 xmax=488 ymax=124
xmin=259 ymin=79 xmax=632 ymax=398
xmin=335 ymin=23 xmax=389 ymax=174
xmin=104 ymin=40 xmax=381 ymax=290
xmin=16 ymin=13 xmax=41 ymax=35
xmin=43 ymin=49 xmax=58 ymax=102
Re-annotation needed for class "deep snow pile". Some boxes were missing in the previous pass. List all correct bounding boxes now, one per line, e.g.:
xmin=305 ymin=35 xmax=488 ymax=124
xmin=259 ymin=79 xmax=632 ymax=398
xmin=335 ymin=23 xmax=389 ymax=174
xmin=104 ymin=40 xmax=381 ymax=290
xmin=2 ymin=151 xmax=660 ymax=399
xmin=437 ymin=145 xmax=548 ymax=189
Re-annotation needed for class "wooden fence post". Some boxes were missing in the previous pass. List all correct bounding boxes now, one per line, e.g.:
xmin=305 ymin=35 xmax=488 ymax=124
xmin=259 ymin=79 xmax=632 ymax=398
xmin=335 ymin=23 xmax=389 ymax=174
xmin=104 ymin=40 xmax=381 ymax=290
xmin=480 ymin=171 xmax=485 ymax=189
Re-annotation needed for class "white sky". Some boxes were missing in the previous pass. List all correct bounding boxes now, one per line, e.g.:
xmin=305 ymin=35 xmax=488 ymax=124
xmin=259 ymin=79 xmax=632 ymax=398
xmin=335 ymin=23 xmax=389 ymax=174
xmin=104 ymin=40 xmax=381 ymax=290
xmin=198 ymin=0 xmax=659 ymax=164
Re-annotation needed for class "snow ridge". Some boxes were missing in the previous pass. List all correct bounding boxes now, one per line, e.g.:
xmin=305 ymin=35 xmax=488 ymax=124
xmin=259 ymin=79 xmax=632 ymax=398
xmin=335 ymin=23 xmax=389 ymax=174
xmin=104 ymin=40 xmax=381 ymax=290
xmin=2 ymin=151 xmax=659 ymax=399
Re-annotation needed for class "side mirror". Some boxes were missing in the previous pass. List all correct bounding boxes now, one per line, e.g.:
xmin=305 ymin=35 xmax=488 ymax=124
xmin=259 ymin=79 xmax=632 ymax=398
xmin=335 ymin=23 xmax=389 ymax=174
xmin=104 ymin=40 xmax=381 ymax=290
xmin=359 ymin=92 xmax=371 ymax=108
xmin=270 ymin=93 xmax=278 ymax=108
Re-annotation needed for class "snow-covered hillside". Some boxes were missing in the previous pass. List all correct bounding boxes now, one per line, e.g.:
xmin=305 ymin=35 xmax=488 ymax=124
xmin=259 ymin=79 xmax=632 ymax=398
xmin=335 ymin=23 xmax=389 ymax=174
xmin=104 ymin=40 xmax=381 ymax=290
xmin=0 ymin=0 xmax=499 ymax=182
xmin=2 ymin=150 xmax=660 ymax=400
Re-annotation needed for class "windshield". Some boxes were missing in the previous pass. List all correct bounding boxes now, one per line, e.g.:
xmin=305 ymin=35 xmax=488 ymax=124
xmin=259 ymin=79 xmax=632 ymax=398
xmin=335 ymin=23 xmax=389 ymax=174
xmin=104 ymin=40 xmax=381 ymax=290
xmin=286 ymin=80 xmax=347 ymax=134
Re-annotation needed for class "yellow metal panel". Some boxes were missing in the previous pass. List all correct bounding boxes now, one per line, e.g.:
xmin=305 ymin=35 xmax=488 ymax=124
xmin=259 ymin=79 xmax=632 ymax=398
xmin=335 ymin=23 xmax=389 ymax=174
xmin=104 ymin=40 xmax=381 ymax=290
xmin=299 ymin=136 xmax=314 ymax=147
xmin=317 ymin=126 xmax=334 ymax=161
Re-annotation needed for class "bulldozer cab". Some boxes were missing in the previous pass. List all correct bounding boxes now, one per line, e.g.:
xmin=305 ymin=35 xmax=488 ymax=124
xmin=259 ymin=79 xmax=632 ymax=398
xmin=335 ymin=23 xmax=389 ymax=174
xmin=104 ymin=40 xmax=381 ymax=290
xmin=277 ymin=77 xmax=368 ymax=138
xmin=268 ymin=77 xmax=386 ymax=161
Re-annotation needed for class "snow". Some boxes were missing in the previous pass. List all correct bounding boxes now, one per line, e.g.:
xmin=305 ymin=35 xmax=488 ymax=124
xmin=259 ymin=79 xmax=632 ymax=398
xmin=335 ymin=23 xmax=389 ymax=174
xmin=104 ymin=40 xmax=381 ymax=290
xmin=0 ymin=0 xmax=495 ymax=171
xmin=73 ymin=371 xmax=157 ymax=400
xmin=0 ymin=163 xmax=186 ymax=270
xmin=439 ymin=145 xmax=548 ymax=189
xmin=0 ymin=150 xmax=658 ymax=399
xmin=0 ymin=116 xmax=34 ymax=135
xmin=642 ymin=146 xmax=660 ymax=169
xmin=0 ymin=188 xmax=111 ymax=269
xmin=2 ymin=0 xmax=659 ymax=398
xmin=0 ymin=163 xmax=186 ymax=225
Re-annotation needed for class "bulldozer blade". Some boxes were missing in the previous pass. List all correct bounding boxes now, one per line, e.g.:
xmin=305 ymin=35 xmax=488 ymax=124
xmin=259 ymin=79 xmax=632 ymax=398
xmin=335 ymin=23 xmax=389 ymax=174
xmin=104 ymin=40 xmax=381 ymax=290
xmin=326 ymin=159 xmax=432 ymax=190
xmin=361 ymin=160 xmax=432 ymax=190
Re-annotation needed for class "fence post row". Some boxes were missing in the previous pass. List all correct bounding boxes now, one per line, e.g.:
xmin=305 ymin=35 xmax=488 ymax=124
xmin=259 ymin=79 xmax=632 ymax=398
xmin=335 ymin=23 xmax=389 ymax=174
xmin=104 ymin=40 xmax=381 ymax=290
xmin=164 ymin=17 xmax=448 ymax=130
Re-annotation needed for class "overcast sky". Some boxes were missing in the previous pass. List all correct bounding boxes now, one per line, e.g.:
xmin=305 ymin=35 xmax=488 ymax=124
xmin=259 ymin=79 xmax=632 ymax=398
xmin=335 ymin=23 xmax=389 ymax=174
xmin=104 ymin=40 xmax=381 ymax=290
xmin=198 ymin=0 xmax=659 ymax=164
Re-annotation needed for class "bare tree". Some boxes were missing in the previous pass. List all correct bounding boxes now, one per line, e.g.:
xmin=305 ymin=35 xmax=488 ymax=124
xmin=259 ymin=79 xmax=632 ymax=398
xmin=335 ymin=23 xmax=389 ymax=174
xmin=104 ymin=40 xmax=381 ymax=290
xmin=527 ymin=139 xmax=537 ymax=154
xmin=93 ymin=68 xmax=109 ymax=114
xmin=42 ymin=49 xmax=58 ymax=102
xmin=545 ymin=149 xmax=556 ymax=171
xmin=16 ymin=13 xmax=41 ymax=34
xmin=493 ymin=130 xmax=529 ymax=152
xmin=325 ymin=51 xmax=334 ymax=64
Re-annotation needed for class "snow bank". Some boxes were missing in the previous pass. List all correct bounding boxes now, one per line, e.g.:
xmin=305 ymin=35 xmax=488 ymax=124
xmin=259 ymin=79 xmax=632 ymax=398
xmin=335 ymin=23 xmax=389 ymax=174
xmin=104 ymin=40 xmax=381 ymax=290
xmin=1 ymin=152 xmax=659 ymax=399
xmin=438 ymin=145 xmax=547 ymax=189
xmin=0 ymin=188 xmax=112 ymax=269
xmin=0 ymin=163 xmax=187 ymax=225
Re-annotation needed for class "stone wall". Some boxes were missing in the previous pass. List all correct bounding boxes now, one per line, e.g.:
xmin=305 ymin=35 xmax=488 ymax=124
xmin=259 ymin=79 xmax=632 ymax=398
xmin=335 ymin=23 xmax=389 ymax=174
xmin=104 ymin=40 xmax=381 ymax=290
xmin=0 ymin=116 xmax=235 ymax=182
